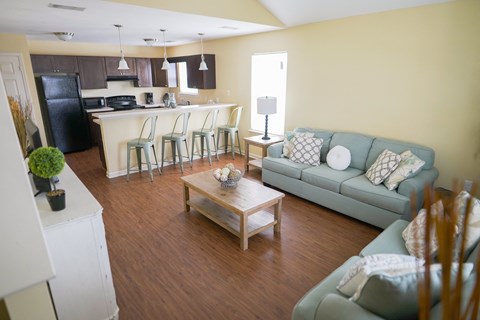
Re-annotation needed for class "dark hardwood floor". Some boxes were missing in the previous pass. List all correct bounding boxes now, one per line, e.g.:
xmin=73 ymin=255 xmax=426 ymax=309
xmin=65 ymin=147 xmax=381 ymax=320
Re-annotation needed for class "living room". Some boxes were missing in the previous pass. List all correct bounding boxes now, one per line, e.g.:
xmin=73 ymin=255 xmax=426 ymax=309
xmin=1 ymin=0 xmax=479 ymax=319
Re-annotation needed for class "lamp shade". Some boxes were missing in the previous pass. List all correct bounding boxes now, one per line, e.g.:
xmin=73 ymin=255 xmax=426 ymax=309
xmin=257 ymin=96 xmax=277 ymax=115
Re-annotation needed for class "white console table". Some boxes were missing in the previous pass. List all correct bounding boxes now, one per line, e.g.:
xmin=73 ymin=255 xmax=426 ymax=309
xmin=35 ymin=164 xmax=119 ymax=320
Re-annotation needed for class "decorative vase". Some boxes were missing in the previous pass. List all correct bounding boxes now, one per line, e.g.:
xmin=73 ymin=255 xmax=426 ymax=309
xmin=47 ymin=189 xmax=66 ymax=211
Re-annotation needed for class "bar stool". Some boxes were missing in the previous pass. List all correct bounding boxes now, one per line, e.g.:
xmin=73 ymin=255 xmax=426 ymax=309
xmin=126 ymin=116 xmax=161 ymax=182
xmin=216 ymin=106 xmax=243 ymax=159
xmin=161 ymin=112 xmax=192 ymax=173
xmin=190 ymin=109 xmax=219 ymax=165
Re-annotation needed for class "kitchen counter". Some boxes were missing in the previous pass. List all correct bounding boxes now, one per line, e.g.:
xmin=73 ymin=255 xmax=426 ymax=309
xmin=92 ymin=103 xmax=236 ymax=178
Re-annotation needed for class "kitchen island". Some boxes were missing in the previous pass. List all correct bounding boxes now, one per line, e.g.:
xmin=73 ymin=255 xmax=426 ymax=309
xmin=92 ymin=103 xmax=236 ymax=178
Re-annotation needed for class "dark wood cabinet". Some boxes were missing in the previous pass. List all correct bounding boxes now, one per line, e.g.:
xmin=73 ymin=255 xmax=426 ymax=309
xmin=105 ymin=57 xmax=136 ymax=76
xmin=77 ymin=56 xmax=107 ymax=89
xmin=151 ymin=58 xmax=177 ymax=88
xmin=31 ymin=55 xmax=78 ymax=74
xmin=186 ymin=54 xmax=216 ymax=89
xmin=134 ymin=58 xmax=152 ymax=87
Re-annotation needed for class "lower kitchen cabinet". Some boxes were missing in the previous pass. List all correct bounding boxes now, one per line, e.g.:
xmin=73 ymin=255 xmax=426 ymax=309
xmin=77 ymin=56 xmax=107 ymax=89
xmin=36 ymin=164 xmax=118 ymax=320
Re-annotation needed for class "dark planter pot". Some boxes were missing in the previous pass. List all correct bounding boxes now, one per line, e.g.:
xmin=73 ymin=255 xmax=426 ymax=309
xmin=47 ymin=189 xmax=66 ymax=211
xmin=32 ymin=174 xmax=52 ymax=193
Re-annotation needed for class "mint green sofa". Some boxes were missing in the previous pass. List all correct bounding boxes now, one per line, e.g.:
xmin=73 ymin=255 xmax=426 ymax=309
xmin=292 ymin=219 xmax=480 ymax=319
xmin=262 ymin=128 xmax=439 ymax=229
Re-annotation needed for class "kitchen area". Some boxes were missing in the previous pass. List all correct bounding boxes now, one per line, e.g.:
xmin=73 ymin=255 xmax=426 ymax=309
xmin=30 ymin=52 xmax=236 ymax=178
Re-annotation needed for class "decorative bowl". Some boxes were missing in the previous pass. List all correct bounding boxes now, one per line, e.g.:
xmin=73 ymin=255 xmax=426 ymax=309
xmin=213 ymin=167 xmax=244 ymax=188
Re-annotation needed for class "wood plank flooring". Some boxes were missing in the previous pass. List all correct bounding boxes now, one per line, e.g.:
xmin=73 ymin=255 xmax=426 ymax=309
xmin=65 ymin=148 xmax=381 ymax=320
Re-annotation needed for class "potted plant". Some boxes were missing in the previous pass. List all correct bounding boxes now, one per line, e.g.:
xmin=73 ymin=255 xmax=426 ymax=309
xmin=28 ymin=147 xmax=66 ymax=211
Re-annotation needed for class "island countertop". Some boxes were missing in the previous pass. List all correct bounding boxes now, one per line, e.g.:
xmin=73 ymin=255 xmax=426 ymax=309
xmin=92 ymin=103 xmax=236 ymax=121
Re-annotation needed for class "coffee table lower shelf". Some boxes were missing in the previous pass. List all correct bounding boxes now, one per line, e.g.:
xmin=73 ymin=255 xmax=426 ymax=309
xmin=187 ymin=197 xmax=276 ymax=241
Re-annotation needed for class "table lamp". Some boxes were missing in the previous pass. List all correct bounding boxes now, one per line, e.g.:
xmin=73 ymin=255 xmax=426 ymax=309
xmin=257 ymin=96 xmax=277 ymax=140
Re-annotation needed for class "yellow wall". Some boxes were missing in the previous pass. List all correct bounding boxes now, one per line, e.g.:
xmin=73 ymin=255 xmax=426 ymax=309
xmin=170 ymin=0 xmax=480 ymax=188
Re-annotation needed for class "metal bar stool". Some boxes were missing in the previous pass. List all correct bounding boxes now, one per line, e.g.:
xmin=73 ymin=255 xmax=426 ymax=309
xmin=190 ymin=109 xmax=219 ymax=165
xmin=216 ymin=106 xmax=243 ymax=159
xmin=161 ymin=112 xmax=192 ymax=173
xmin=126 ymin=116 xmax=161 ymax=182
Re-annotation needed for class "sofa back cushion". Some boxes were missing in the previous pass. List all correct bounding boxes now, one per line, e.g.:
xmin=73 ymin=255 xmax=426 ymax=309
xmin=329 ymin=132 xmax=374 ymax=171
xmin=366 ymin=138 xmax=435 ymax=170
xmin=294 ymin=128 xmax=333 ymax=163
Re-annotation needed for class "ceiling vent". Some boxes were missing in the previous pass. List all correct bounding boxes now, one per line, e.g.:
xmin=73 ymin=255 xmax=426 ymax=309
xmin=48 ymin=3 xmax=86 ymax=11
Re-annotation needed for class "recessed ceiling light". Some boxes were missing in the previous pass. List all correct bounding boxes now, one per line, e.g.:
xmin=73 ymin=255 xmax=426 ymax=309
xmin=48 ymin=3 xmax=86 ymax=11
xmin=220 ymin=26 xmax=239 ymax=30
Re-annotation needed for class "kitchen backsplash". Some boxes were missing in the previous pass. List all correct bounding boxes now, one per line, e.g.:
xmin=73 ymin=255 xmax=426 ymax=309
xmin=82 ymin=81 xmax=215 ymax=105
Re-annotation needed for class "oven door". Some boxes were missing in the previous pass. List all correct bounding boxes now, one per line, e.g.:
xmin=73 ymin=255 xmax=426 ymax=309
xmin=83 ymin=97 xmax=105 ymax=109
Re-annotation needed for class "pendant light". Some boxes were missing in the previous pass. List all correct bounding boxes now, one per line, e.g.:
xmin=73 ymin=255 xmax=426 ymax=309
xmin=198 ymin=33 xmax=208 ymax=71
xmin=114 ymin=24 xmax=129 ymax=70
xmin=160 ymin=29 xmax=169 ymax=70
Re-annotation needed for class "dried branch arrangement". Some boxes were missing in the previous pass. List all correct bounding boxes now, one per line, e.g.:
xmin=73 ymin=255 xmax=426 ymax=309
xmin=8 ymin=96 xmax=32 ymax=158
xmin=418 ymin=182 xmax=479 ymax=320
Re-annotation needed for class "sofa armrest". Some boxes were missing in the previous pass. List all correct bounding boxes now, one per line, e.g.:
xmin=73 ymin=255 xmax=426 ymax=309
xmin=313 ymin=294 xmax=384 ymax=320
xmin=267 ymin=142 xmax=284 ymax=158
xmin=397 ymin=167 xmax=440 ymax=219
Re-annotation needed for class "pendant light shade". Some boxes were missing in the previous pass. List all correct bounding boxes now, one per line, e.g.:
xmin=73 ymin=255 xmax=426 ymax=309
xmin=198 ymin=33 xmax=208 ymax=71
xmin=160 ymin=29 xmax=169 ymax=71
xmin=114 ymin=24 xmax=129 ymax=70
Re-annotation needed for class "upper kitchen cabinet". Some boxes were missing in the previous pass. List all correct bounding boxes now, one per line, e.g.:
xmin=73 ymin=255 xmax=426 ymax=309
xmin=77 ymin=56 xmax=107 ymax=89
xmin=186 ymin=54 xmax=216 ymax=89
xmin=105 ymin=57 xmax=136 ymax=76
xmin=134 ymin=58 xmax=152 ymax=88
xmin=31 ymin=55 xmax=78 ymax=74
xmin=151 ymin=58 xmax=177 ymax=88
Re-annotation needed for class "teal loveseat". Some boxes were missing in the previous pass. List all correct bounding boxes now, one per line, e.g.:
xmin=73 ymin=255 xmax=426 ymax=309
xmin=262 ymin=128 xmax=439 ymax=229
xmin=292 ymin=219 xmax=480 ymax=319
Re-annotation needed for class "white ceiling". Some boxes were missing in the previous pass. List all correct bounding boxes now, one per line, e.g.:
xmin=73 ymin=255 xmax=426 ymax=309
xmin=0 ymin=0 xmax=453 ymax=47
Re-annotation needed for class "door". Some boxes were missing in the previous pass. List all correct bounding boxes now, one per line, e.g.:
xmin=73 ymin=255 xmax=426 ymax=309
xmin=0 ymin=54 xmax=30 ymax=105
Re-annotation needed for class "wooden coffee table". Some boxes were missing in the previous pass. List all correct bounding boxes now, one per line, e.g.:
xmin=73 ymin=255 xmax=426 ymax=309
xmin=181 ymin=170 xmax=285 ymax=250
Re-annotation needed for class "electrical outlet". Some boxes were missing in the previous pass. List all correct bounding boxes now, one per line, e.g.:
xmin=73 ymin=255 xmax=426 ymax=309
xmin=464 ymin=180 xmax=473 ymax=192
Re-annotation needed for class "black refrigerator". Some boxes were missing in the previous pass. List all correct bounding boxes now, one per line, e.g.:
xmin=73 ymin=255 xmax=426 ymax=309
xmin=36 ymin=75 xmax=91 ymax=153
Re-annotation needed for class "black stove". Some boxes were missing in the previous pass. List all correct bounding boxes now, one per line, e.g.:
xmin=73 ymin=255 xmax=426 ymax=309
xmin=106 ymin=95 xmax=145 ymax=111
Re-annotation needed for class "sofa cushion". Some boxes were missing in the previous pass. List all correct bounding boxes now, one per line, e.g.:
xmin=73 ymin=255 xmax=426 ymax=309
xmin=383 ymin=150 xmax=426 ymax=190
xmin=352 ymin=263 xmax=473 ymax=320
xmin=262 ymin=157 xmax=310 ymax=180
xmin=329 ymin=132 xmax=374 ymax=171
xmin=456 ymin=191 xmax=480 ymax=255
xmin=301 ymin=164 xmax=364 ymax=193
xmin=290 ymin=136 xmax=323 ymax=166
xmin=341 ymin=175 xmax=410 ymax=215
xmin=360 ymin=220 xmax=410 ymax=257
xmin=292 ymin=256 xmax=360 ymax=320
xmin=366 ymin=138 xmax=435 ymax=170
xmin=294 ymin=128 xmax=334 ymax=163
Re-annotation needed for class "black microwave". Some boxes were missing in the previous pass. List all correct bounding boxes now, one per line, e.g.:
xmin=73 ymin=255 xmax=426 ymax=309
xmin=83 ymin=97 xmax=105 ymax=109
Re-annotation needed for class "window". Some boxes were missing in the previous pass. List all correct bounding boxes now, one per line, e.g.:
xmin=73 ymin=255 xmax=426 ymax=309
xmin=178 ymin=62 xmax=198 ymax=95
xmin=251 ymin=52 xmax=287 ymax=135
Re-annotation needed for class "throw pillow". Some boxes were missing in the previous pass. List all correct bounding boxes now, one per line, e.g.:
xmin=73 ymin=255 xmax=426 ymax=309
xmin=289 ymin=136 xmax=323 ymax=166
xmin=336 ymin=254 xmax=423 ymax=297
xmin=455 ymin=191 xmax=480 ymax=254
xmin=282 ymin=131 xmax=314 ymax=158
xmin=351 ymin=263 xmax=473 ymax=320
xmin=383 ymin=150 xmax=426 ymax=190
xmin=402 ymin=201 xmax=444 ymax=259
xmin=365 ymin=149 xmax=401 ymax=185
xmin=326 ymin=145 xmax=351 ymax=171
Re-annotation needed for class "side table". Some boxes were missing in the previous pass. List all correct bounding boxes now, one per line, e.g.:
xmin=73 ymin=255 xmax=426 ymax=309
xmin=244 ymin=134 xmax=283 ymax=171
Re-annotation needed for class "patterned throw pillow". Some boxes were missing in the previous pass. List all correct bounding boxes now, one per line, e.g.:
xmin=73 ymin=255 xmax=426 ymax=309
xmin=282 ymin=131 xmax=315 ymax=158
xmin=289 ymin=136 xmax=323 ymax=166
xmin=365 ymin=149 xmax=401 ymax=185
xmin=402 ymin=201 xmax=444 ymax=259
xmin=336 ymin=254 xmax=423 ymax=297
xmin=383 ymin=150 xmax=426 ymax=190
xmin=455 ymin=191 xmax=480 ymax=253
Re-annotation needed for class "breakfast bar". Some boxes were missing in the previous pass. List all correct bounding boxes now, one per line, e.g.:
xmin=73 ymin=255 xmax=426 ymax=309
xmin=92 ymin=103 xmax=236 ymax=178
